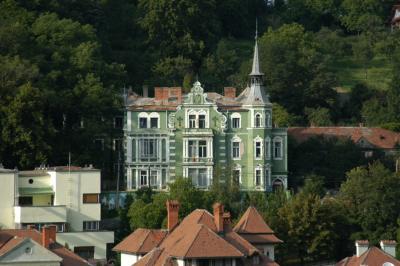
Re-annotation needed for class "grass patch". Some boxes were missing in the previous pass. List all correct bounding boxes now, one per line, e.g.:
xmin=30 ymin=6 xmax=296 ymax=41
xmin=328 ymin=55 xmax=392 ymax=91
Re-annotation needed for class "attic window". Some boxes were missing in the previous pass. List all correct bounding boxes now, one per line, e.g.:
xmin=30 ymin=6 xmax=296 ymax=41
xmin=380 ymin=135 xmax=385 ymax=140
xmin=25 ymin=247 xmax=32 ymax=254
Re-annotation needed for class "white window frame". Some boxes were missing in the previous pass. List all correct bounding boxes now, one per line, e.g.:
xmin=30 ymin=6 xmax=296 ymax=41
xmin=138 ymin=112 xmax=148 ymax=128
xmin=265 ymin=137 xmax=271 ymax=159
xmin=254 ymin=165 xmax=263 ymax=187
xmin=265 ymin=165 xmax=271 ymax=188
xmin=186 ymin=109 xmax=209 ymax=129
xmin=254 ymin=112 xmax=262 ymax=128
xmin=231 ymin=113 xmax=241 ymax=129
xmin=254 ymin=136 xmax=263 ymax=160
xmin=233 ymin=165 xmax=242 ymax=184
xmin=231 ymin=136 xmax=242 ymax=160
xmin=265 ymin=112 xmax=271 ymax=128
xmin=139 ymin=139 xmax=158 ymax=160
xmin=83 ymin=221 xmax=99 ymax=231
xmin=149 ymin=112 xmax=160 ymax=129
xmin=273 ymin=137 xmax=283 ymax=160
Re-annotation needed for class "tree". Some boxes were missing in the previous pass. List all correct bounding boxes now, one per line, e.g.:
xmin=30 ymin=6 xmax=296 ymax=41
xmin=168 ymin=177 xmax=205 ymax=218
xmin=352 ymin=33 xmax=374 ymax=80
xmin=305 ymin=107 xmax=333 ymax=126
xmin=272 ymin=103 xmax=298 ymax=127
xmin=278 ymin=191 xmax=350 ymax=264
xmin=301 ymin=174 xmax=326 ymax=197
xmin=339 ymin=161 xmax=400 ymax=243
xmin=254 ymin=24 xmax=337 ymax=117
xmin=1 ymin=84 xmax=54 ymax=168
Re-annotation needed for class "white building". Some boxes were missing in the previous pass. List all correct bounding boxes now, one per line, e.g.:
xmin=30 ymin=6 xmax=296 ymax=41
xmin=0 ymin=164 xmax=114 ymax=261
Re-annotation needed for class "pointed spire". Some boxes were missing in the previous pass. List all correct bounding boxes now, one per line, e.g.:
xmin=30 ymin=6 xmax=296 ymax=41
xmin=250 ymin=18 xmax=263 ymax=77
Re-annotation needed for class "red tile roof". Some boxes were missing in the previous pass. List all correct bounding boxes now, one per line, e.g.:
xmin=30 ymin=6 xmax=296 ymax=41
xmin=336 ymin=247 xmax=400 ymax=266
xmin=234 ymin=207 xmax=274 ymax=234
xmin=112 ymin=228 xmax=167 ymax=254
xmin=0 ymin=237 xmax=25 ymax=256
xmin=114 ymin=204 xmax=281 ymax=266
xmin=0 ymin=230 xmax=90 ymax=266
xmin=288 ymin=127 xmax=400 ymax=149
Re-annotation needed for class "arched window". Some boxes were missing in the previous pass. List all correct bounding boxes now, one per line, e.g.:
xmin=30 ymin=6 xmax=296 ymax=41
xmin=138 ymin=112 xmax=148 ymax=128
xmin=255 ymin=113 xmax=262 ymax=128
xmin=254 ymin=165 xmax=263 ymax=187
xmin=254 ymin=136 xmax=263 ymax=160
xmin=265 ymin=112 xmax=271 ymax=127
xmin=231 ymin=113 xmax=241 ymax=129
xmin=149 ymin=112 xmax=160 ymax=128
xmin=273 ymin=137 xmax=283 ymax=159
xmin=231 ymin=136 xmax=242 ymax=159
xmin=265 ymin=137 xmax=271 ymax=159
xmin=232 ymin=164 xmax=241 ymax=185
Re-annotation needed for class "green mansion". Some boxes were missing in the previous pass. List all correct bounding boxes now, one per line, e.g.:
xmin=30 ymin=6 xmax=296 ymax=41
xmin=124 ymin=38 xmax=288 ymax=191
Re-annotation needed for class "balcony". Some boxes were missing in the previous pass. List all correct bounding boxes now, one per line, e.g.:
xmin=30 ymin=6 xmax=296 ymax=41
xmin=14 ymin=205 xmax=67 ymax=224
xmin=183 ymin=157 xmax=214 ymax=165
xmin=182 ymin=128 xmax=213 ymax=136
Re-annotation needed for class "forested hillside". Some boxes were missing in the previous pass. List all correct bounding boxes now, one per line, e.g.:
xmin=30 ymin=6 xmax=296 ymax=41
xmin=1 ymin=0 xmax=400 ymax=169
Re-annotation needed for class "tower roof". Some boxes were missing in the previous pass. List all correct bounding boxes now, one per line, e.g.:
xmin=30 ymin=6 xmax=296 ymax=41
xmin=250 ymin=38 xmax=263 ymax=76
xmin=233 ymin=206 xmax=274 ymax=234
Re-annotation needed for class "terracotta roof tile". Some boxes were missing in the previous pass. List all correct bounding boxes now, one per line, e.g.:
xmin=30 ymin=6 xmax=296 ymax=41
xmin=224 ymin=231 xmax=259 ymax=256
xmin=336 ymin=247 xmax=400 ymax=266
xmin=234 ymin=207 xmax=274 ymax=234
xmin=239 ymin=234 xmax=283 ymax=244
xmin=288 ymin=127 xmax=400 ymax=149
xmin=0 ymin=230 xmax=90 ymax=266
xmin=113 ymin=228 xmax=167 ymax=254
xmin=0 ymin=237 xmax=25 ymax=256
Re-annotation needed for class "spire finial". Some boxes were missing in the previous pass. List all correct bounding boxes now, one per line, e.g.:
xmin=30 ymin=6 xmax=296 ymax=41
xmin=255 ymin=17 xmax=258 ymax=40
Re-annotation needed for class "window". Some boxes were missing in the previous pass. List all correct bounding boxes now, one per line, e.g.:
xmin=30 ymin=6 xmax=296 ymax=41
xmin=232 ymin=117 xmax=240 ymax=128
xmin=255 ymin=169 xmax=261 ymax=186
xmin=255 ymin=113 xmax=262 ymax=128
xmin=253 ymin=256 xmax=260 ymax=265
xmin=140 ymin=170 xmax=148 ymax=186
xmin=74 ymin=246 xmax=94 ymax=260
xmin=83 ymin=194 xmax=99 ymax=203
xmin=233 ymin=169 xmax=241 ymax=184
xmin=114 ymin=116 xmax=123 ymax=129
xmin=265 ymin=138 xmax=271 ymax=159
xmin=189 ymin=115 xmax=196 ymax=128
xmin=198 ymin=115 xmax=206 ymax=128
xmin=19 ymin=197 xmax=33 ymax=206
xmin=139 ymin=117 xmax=147 ymax=128
xmin=150 ymin=117 xmax=158 ymax=128
xmin=274 ymin=139 xmax=283 ymax=159
xmin=189 ymin=168 xmax=208 ymax=187
xmin=198 ymin=140 xmax=207 ymax=158
xmin=265 ymin=113 xmax=271 ymax=127
xmin=94 ymin=139 xmax=104 ymax=151
xmin=139 ymin=139 xmax=158 ymax=160
xmin=187 ymin=140 xmax=209 ymax=159
xmin=113 ymin=139 xmax=123 ymax=151
xmin=188 ymin=140 xmax=196 ymax=158
xmin=255 ymin=141 xmax=262 ymax=159
xmin=232 ymin=142 xmax=240 ymax=159
xmin=265 ymin=168 xmax=270 ymax=187
xmin=150 ymin=170 xmax=158 ymax=187
xmin=83 ymin=221 xmax=99 ymax=231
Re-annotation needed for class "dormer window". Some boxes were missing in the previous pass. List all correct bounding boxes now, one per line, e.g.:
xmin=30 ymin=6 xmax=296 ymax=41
xmin=255 ymin=113 xmax=262 ymax=128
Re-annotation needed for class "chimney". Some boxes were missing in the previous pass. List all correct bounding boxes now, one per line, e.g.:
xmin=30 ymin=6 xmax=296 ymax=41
xmin=155 ymin=87 xmax=165 ymax=101
xmin=224 ymin=87 xmax=236 ymax=98
xmin=355 ymin=240 xmax=369 ymax=257
xmin=380 ymin=240 xmax=397 ymax=257
xmin=213 ymin=203 xmax=224 ymax=233
xmin=42 ymin=225 xmax=57 ymax=249
xmin=143 ymin=85 xmax=149 ymax=97
xmin=222 ymin=212 xmax=231 ymax=232
xmin=166 ymin=200 xmax=180 ymax=231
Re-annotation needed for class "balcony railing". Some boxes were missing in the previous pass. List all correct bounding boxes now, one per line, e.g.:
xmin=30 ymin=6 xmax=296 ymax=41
xmin=183 ymin=157 xmax=213 ymax=163
xmin=182 ymin=128 xmax=213 ymax=136
xmin=14 ymin=205 xmax=67 ymax=224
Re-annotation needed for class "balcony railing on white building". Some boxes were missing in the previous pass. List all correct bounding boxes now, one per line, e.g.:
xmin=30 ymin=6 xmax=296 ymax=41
xmin=14 ymin=205 xmax=67 ymax=224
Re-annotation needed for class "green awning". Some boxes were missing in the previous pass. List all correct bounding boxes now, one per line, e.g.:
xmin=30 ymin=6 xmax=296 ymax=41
xmin=19 ymin=187 xmax=54 ymax=196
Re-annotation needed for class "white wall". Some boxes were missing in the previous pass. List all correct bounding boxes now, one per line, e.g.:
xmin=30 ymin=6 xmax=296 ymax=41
xmin=57 ymin=231 xmax=114 ymax=259
xmin=0 ymin=172 xmax=17 ymax=228
xmin=121 ymin=253 xmax=139 ymax=266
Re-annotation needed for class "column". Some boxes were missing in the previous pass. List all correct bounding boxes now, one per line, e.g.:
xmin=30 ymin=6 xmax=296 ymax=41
xmin=127 ymin=137 xmax=132 ymax=162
